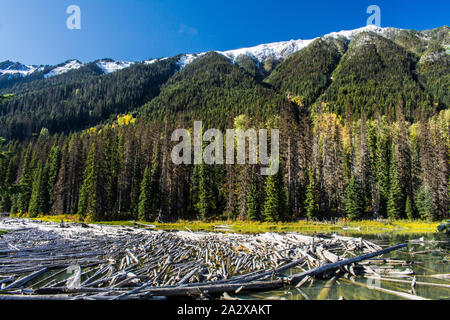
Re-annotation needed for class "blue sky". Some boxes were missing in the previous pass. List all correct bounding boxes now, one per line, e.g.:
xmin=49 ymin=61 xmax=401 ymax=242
xmin=0 ymin=0 xmax=448 ymax=65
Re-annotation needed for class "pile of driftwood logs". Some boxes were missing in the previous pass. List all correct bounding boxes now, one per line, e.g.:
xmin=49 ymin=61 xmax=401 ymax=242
xmin=0 ymin=218 xmax=412 ymax=300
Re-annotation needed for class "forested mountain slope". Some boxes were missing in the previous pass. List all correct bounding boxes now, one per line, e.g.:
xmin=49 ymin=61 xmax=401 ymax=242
xmin=0 ymin=58 xmax=179 ymax=139
xmin=266 ymin=37 xmax=347 ymax=106
xmin=142 ymin=52 xmax=294 ymax=128
xmin=0 ymin=61 xmax=103 ymax=95
xmin=321 ymin=32 xmax=434 ymax=119
xmin=266 ymin=27 xmax=449 ymax=119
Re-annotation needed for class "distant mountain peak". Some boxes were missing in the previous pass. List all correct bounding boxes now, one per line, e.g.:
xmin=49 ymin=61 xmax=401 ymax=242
xmin=44 ymin=60 xmax=83 ymax=79
xmin=0 ymin=60 xmax=41 ymax=77
xmin=96 ymin=59 xmax=134 ymax=74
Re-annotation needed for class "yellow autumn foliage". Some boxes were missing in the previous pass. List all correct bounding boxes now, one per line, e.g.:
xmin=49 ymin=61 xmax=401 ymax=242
xmin=117 ymin=114 xmax=136 ymax=126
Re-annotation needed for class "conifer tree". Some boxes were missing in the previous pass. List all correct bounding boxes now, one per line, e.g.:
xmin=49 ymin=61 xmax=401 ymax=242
xmin=416 ymin=187 xmax=435 ymax=220
xmin=0 ymin=154 xmax=18 ymax=212
xmin=387 ymin=151 xmax=404 ymax=220
xmin=45 ymin=145 xmax=61 ymax=211
xmin=148 ymin=147 xmax=162 ymax=220
xmin=343 ymin=177 xmax=365 ymax=220
xmin=405 ymin=195 xmax=414 ymax=220
xmin=394 ymin=100 xmax=411 ymax=204
xmin=277 ymin=168 xmax=288 ymax=222
xmin=358 ymin=110 xmax=371 ymax=205
xmin=138 ymin=166 xmax=151 ymax=221
xmin=0 ymin=138 xmax=21 ymax=212
xmin=103 ymin=130 xmax=120 ymax=218
xmin=77 ymin=144 xmax=103 ymax=221
xmin=67 ymin=135 xmax=84 ymax=215
xmin=263 ymin=172 xmax=279 ymax=222
xmin=305 ymin=166 xmax=319 ymax=220
xmin=263 ymin=163 xmax=286 ymax=222
xmin=246 ymin=171 xmax=260 ymax=221
xmin=0 ymin=138 xmax=10 ymax=161
xmin=131 ymin=153 xmax=142 ymax=218
xmin=117 ymin=131 xmax=135 ymax=215
xmin=28 ymin=162 xmax=45 ymax=217
xmin=375 ymin=119 xmax=391 ymax=217
xmin=0 ymin=138 xmax=12 ymax=198
xmin=51 ymin=143 xmax=69 ymax=215
xmin=15 ymin=145 xmax=34 ymax=215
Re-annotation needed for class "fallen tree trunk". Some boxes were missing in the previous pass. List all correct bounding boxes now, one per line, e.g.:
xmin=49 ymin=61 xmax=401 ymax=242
xmin=131 ymin=279 xmax=287 ymax=299
xmin=363 ymin=275 xmax=450 ymax=289
xmin=0 ymin=294 xmax=72 ymax=300
xmin=35 ymin=287 xmax=126 ymax=295
xmin=4 ymin=267 xmax=48 ymax=289
xmin=340 ymin=278 xmax=429 ymax=300
xmin=288 ymin=243 xmax=407 ymax=285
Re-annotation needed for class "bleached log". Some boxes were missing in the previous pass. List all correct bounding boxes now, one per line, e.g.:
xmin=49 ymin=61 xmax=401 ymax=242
xmin=4 ymin=267 xmax=48 ymax=289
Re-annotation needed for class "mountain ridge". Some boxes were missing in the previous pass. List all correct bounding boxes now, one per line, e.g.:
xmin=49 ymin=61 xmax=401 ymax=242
xmin=2 ymin=25 xmax=447 ymax=81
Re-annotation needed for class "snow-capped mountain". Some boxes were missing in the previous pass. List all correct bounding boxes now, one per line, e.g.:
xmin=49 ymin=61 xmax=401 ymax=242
xmin=0 ymin=61 xmax=43 ymax=77
xmin=323 ymin=24 xmax=388 ymax=40
xmin=177 ymin=53 xmax=207 ymax=69
xmin=218 ymin=38 xmax=316 ymax=65
xmin=169 ymin=25 xmax=407 ymax=70
xmin=144 ymin=57 xmax=169 ymax=65
xmin=96 ymin=59 xmax=134 ymax=74
xmin=1 ymin=58 xmax=135 ymax=81
xmin=44 ymin=60 xmax=84 ymax=79
xmin=41 ymin=59 xmax=134 ymax=79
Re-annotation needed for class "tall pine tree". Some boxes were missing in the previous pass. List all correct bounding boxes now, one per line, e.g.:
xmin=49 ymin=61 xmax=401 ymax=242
xmin=305 ymin=166 xmax=319 ymax=220
xmin=28 ymin=162 xmax=46 ymax=217
xmin=387 ymin=150 xmax=404 ymax=220
xmin=138 ymin=166 xmax=151 ymax=221
xmin=263 ymin=163 xmax=286 ymax=222
xmin=77 ymin=143 xmax=103 ymax=221
xmin=343 ymin=177 xmax=365 ymax=220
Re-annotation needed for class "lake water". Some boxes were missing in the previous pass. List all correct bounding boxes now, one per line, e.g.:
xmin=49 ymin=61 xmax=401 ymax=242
xmin=240 ymin=233 xmax=449 ymax=300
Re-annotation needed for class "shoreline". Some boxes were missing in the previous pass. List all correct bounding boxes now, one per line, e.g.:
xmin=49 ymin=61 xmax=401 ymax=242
xmin=7 ymin=215 xmax=440 ymax=235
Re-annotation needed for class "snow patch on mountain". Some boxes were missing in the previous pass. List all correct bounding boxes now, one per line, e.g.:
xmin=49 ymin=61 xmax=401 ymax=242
xmin=44 ymin=60 xmax=83 ymax=78
xmin=0 ymin=61 xmax=40 ymax=77
xmin=323 ymin=25 xmax=389 ymax=40
xmin=177 ymin=53 xmax=207 ymax=70
xmin=97 ymin=60 xmax=134 ymax=74
xmin=144 ymin=57 xmax=169 ymax=65
xmin=218 ymin=38 xmax=316 ymax=65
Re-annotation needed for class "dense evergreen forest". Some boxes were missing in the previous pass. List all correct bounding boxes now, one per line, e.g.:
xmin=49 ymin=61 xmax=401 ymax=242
xmin=0 ymin=27 xmax=448 ymax=222
xmin=0 ymin=58 xmax=179 ymax=139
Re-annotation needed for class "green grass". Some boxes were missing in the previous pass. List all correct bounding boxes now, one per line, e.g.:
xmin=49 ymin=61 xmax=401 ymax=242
xmin=26 ymin=215 xmax=440 ymax=235
xmin=0 ymin=230 xmax=8 ymax=236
